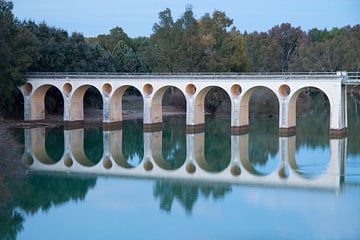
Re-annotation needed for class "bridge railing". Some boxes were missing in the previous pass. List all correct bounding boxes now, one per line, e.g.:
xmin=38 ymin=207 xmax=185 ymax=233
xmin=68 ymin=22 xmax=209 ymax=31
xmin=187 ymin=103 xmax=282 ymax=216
xmin=26 ymin=71 xmax=337 ymax=76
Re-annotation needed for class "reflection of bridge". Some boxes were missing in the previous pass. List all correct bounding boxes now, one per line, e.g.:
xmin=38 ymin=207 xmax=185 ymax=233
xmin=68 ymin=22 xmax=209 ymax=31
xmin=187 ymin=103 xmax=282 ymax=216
xmin=24 ymin=128 xmax=347 ymax=191
xmin=20 ymin=72 xmax=354 ymax=136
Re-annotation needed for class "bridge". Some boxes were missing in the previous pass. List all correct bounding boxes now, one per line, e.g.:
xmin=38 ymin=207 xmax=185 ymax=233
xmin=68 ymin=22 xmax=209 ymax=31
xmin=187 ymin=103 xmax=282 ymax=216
xmin=23 ymin=127 xmax=346 ymax=191
xmin=20 ymin=71 xmax=360 ymax=136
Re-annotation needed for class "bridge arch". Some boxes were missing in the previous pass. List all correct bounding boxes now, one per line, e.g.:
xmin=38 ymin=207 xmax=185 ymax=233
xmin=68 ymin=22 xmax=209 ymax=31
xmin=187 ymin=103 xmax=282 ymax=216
xmin=150 ymin=86 xmax=186 ymax=125
xmin=193 ymin=86 xmax=231 ymax=126
xmin=29 ymin=84 xmax=64 ymax=121
xmin=70 ymin=85 xmax=103 ymax=121
xmin=239 ymin=86 xmax=279 ymax=128
xmin=109 ymin=85 xmax=144 ymax=123
xmin=288 ymin=86 xmax=333 ymax=130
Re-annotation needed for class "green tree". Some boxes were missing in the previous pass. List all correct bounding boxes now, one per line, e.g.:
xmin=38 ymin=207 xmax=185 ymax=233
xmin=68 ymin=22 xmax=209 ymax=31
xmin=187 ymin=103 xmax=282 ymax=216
xmin=0 ymin=0 xmax=38 ymax=116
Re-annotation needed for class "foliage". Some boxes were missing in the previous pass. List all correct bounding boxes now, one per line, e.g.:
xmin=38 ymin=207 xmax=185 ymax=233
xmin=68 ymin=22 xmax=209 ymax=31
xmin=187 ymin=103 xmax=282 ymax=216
xmin=0 ymin=0 xmax=38 ymax=116
xmin=1 ymin=3 xmax=360 ymax=116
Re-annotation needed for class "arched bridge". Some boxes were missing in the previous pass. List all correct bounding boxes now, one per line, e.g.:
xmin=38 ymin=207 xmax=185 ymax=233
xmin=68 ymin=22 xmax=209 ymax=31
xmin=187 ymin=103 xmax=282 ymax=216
xmin=20 ymin=72 xmax=359 ymax=136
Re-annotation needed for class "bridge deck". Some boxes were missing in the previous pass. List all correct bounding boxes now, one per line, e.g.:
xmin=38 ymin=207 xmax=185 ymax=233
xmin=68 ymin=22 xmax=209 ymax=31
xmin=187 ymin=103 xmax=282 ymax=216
xmin=26 ymin=71 xmax=360 ymax=84
xmin=26 ymin=72 xmax=340 ymax=79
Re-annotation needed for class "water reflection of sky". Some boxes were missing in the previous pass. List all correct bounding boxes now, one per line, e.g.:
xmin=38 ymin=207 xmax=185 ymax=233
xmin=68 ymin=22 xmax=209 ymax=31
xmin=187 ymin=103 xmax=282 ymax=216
xmin=295 ymin=146 xmax=330 ymax=176
xmin=18 ymin=177 xmax=360 ymax=240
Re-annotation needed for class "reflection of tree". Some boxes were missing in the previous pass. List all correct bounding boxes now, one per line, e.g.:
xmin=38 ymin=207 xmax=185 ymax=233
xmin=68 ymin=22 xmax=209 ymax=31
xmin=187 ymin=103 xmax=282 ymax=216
xmin=0 ymin=173 xmax=96 ymax=240
xmin=296 ymin=92 xmax=330 ymax=150
xmin=161 ymin=116 xmax=186 ymax=169
xmin=249 ymin=116 xmax=279 ymax=165
xmin=45 ymin=127 xmax=64 ymax=161
xmin=0 ymin=129 xmax=25 ymax=240
xmin=84 ymin=128 xmax=103 ymax=164
xmin=153 ymin=180 xmax=231 ymax=215
xmin=0 ymin=129 xmax=97 ymax=240
xmin=204 ymin=115 xmax=231 ymax=172
xmin=122 ymin=119 xmax=144 ymax=162
xmin=347 ymin=95 xmax=360 ymax=155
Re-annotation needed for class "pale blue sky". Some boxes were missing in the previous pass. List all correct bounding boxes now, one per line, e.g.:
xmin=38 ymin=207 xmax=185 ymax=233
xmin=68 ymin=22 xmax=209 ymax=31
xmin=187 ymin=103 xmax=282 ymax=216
xmin=12 ymin=0 xmax=360 ymax=37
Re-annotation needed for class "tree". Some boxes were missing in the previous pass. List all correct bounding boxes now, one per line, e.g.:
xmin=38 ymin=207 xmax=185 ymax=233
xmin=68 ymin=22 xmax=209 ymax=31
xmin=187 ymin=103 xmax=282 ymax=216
xmin=0 ymin=0 xmax=38 ymax=116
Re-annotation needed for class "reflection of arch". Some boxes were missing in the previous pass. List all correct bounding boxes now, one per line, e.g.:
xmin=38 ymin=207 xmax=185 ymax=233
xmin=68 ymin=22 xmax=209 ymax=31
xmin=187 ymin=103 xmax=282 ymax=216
xmin=150 ymin=86 xmax=186 ymax=124
xmin=71 ymin=128 xmax=102 ymax=167
xmin=288 ymin=87 xmax=332 ymax=128
xmin=30 ymin=84 xmax=63 ymax=120
xmin=110 ymin=86 xmax=143 ymax=122
xmin=31 ymin=128 xmax=63 ymax=164
xmin=110 ymin=129 xmax=143 ymax=168
xmin=193 ymin=132 xmax=231 ymax=173
xmin=150 ymin=131 xmax=186 ymax=170
xmin=193 ymin=86 xmax=230 ymax=126
xmin=288 ymin=136 xmax=334 ymax=179
xmin=237 ymin=134 xmax=267 ymax=176
xmin=70 ymin=85 xmax=103 ymax=121
xmin=240 ymin=86 xmax=279 ymax=127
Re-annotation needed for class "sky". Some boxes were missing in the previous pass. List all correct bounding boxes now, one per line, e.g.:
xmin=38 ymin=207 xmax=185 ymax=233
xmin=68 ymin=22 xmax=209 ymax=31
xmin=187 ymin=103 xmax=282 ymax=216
xmin=11 ymin=0 xmax=360 ymax=38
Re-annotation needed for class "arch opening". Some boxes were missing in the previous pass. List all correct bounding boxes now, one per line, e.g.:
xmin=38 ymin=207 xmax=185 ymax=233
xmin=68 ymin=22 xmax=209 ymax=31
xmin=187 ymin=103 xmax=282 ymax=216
xmin=110 ymin=86 xmax=143 ymax=122
xmin=151 ymin=86 xmax=186 ymax=125
xmin=194 ymin=86 xmax=231 ymax=127
xmin=279 ymin=84 xmax=290 ymax=97
xmin=44 ymin=86 xmax=64 ymax=121
xmin=71 ymin=85 xmax=103 ymax=122
xmin=289 ymin=87 xmax=331 ymax=177
xmin=30 ymin=85 xmax=64 ymax=121
xmin=242 ymin=86 xmax=280 ymax=175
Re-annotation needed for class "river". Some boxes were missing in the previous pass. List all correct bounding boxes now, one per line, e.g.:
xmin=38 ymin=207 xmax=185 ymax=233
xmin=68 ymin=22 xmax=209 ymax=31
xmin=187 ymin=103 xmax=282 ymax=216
xmin=0 ymin=108 xmax=359 ymax=239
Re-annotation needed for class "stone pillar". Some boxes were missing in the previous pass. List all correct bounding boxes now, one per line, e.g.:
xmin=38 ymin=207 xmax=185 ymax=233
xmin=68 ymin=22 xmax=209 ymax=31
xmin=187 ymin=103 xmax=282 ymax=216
xmin=186 ymin=94 xmax=205 ymax=133
xmin=63 ymin=93 xmax=71 ymax=121
xmin=329 ymin=85 xmax=347 ymax=137
xmin=143 ymin=95 xmax=161 ymax=132
xmin=102 ymin=94 xmax=122 ymax=130
xmin=279 ymin=97 xmax=295 ymax=136
xmin=230 ymin=97 xmax=248 ymax=134
xmin=23 ymin=94 xmax=31 ymax=121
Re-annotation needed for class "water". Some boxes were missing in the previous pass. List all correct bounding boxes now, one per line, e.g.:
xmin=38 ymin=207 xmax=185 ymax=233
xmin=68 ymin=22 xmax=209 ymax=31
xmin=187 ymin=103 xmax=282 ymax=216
xmin=1 ymin=113 xmax=360 ymax=240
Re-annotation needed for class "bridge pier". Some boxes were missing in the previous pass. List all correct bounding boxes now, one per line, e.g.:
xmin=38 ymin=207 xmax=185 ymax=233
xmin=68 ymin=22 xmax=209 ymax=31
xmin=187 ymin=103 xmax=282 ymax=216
xmin=279 ymin=98 xmax=296 ymax=136
xmin=231 ymin=94 xmax=249 ymax=134
xmin=329 ymin=85 xmax=347 ymax=138
xmin=185 ymin=92 xmax=205 ymax=133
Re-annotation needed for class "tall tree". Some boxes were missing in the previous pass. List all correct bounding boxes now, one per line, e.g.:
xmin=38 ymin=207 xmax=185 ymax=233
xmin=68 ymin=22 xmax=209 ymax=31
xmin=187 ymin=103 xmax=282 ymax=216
xmin=0 ymin=0 xmax=38 ymax=116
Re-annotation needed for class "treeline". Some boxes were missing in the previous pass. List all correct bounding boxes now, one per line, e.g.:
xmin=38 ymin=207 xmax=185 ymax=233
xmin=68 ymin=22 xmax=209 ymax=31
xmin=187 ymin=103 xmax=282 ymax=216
xmin=1 ymin=1 xmax=360 ymax=115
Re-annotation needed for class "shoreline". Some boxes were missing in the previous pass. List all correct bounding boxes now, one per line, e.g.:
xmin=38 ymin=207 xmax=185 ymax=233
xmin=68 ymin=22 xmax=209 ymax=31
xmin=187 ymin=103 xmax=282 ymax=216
xmin=0 ymin=110 xmax=187 ymax=129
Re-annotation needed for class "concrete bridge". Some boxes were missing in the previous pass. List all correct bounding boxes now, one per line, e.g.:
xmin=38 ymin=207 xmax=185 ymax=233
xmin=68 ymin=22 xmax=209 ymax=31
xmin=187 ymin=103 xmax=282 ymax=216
xmin=20 ymin=71 xmax=358 ymax=136
xmin=23 ymin=127 xmax=346 ymax=190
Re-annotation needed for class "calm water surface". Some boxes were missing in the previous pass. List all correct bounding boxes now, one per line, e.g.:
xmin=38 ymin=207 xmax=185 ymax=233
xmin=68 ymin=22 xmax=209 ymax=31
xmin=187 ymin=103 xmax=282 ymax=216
xmin=1 ymin=112 xmax=360 ymax=240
